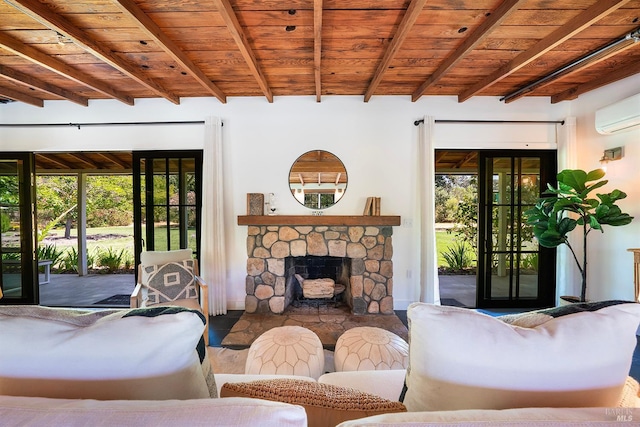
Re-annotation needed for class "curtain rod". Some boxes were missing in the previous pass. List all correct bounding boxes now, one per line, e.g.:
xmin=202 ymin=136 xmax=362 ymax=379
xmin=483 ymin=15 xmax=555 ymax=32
xmin=413 ymin=119 xmax=565 ymax=126
xmin=0 ymin=120 xmax=211 ymax=129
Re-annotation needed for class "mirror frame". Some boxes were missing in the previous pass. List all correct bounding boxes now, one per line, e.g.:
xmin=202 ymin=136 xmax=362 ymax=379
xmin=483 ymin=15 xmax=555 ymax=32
xmin=288 ymin=150 xmax=348 ymax=210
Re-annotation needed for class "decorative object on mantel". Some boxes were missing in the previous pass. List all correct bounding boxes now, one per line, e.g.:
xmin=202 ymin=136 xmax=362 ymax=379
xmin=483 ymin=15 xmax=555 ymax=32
xmin=363 ymin=197 xmax=381 ymax=216
xmin=628 ymin=249 xmax=640 ymax=302
xmin=246 ymin=193 xmax=264 ymax=216
xmin=525 ymin=169 xmax=633 ymax=303
xmin=267 ymin=193 xmax=277 ymax=215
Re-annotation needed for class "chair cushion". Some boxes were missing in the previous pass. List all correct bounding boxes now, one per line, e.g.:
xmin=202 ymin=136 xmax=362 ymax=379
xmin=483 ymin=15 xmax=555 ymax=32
xmin=143 ymin=259 xmax=198 ymax=305
xmin=402 ymin=302 xmax=640 ymax=412
xmin=140 ymin=248 xmax=193 ymax=265
xmin=220 ymin=378 xmax=406 ymax=427
xmin=0 ymin=305 xmax=215 ymax=400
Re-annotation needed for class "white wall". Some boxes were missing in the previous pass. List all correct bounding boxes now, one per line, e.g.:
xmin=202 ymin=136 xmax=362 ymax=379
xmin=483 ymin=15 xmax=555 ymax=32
xmin=569 ymin=74 xmax=640 ymax=302
xmin=2 ymin=93 xmax=574 ymax=309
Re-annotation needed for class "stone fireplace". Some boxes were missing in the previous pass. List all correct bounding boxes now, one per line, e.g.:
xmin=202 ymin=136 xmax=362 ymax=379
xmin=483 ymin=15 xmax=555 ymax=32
xmin=238 ymin=215 xmax=401 ymax=315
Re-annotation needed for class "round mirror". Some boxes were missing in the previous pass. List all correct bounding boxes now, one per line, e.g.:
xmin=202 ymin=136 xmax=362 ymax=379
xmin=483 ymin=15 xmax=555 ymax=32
xmin=289 ymin=150 xmax=348 ymax=209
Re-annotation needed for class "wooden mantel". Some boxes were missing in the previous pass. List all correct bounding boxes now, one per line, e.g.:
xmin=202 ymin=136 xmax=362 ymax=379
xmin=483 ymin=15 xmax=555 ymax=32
xmin=237 ymin=215 xmax=401 ymax=226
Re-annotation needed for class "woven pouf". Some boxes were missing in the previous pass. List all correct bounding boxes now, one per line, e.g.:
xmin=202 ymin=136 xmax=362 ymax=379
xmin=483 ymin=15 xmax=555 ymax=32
xmin=244 ymin=326 xmax=325 ymax=379
xmin=334 ymin=326 xmax=409 ymax=371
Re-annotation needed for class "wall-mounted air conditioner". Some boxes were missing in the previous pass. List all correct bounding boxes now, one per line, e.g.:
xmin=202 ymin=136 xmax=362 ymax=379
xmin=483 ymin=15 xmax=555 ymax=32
xmin=595 ymin=93 xmax=640 ymax=135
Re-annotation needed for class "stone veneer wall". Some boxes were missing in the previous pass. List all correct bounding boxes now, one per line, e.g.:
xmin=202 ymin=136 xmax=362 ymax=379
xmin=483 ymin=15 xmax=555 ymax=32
xmin=245 ymin=225 xmax=394 ymax=315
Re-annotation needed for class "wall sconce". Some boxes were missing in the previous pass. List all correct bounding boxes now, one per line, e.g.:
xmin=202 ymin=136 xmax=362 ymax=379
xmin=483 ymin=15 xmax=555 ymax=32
xmin=599 ymin=146 xmax=623 ymax=169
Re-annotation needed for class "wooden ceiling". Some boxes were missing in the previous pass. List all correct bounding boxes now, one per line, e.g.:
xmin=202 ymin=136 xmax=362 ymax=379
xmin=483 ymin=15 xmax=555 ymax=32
xmin=0 ymin=0 xmax=638 ymax=107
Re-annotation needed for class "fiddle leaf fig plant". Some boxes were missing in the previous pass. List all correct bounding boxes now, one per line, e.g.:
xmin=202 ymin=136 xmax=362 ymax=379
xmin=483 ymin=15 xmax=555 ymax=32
xmin=524 ymin=169 xmax=633 ymax=302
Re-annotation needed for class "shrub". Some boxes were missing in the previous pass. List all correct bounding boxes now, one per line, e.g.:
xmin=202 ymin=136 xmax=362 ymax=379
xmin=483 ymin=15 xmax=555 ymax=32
xmin=0 ymin=213 xmax=11 ymax=233
xmin=442 ymin=241 xmax=474 ymax=270
xmin=37 ymin=244 xmax=64 ymax=269
xmin=96 ymin=247 xmax=132 ymax=272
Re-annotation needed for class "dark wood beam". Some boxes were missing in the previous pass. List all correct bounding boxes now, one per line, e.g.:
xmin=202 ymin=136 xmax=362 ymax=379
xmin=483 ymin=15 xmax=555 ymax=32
xmin=97 ymin=153 xmax=131 ymax=169
xmin=364 ymin=0 xmax=427 ymax=102
xmin=314 ymin=0 xmax=323 ymax=103
xmin=113 ymin=0 xmax=226 ymax=104
xmin=458 ymin=0 xmax=631 ymax=102
xmin=551 ymin=60 xmax=640 ymax=103
xmin=68 ymin=153 xmax=101 ymax=169
xmin=453 ymin=152 xmax=477 ymax=169
xmin=0 ymin=65 xmax=88 ymax=106
xmin=213 ymin=0 xmax=273 ymax=103
xmin=412 ymin=0 xmax=524 ymax=102
xmin=0 ymin=33 xmax=134 ymax=105
xmin=5 ymin=0 xmax=180 ymax=104
xmin=42 ymin=154 xmax=76 ymax=169
xmin=0 ymin=86 xmax=43 ymax=107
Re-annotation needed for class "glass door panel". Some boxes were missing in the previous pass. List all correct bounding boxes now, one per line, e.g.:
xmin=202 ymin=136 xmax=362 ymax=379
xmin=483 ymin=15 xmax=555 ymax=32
xmin=133 ymin=151 xmax=202 ymax=271
xmin=477 ymin=151 xmax=556 ymax=308
xmin=0 ymin=154 xmax=37 ymax=303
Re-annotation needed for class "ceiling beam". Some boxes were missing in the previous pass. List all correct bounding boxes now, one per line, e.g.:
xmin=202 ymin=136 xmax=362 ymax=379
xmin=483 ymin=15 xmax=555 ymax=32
xmin=68 ymin=153 xmax=101 ymax=169
xmin=0 ymin=85 xmax=43 ymax=107
xmin=364 ymin=0 xmax=427 ymax=102
xmin=0 ymin=65 xmax=88 ymax=106
xmin=458 ymin=0 xmax=631 ymax=102
xmin=412 ymin=0 xmax=524 ymax=102
xmin=97 ymin=152 xmax=131 ymax=169
xmin=213 ymin=0 xmax=273 ymax=102
xmin=551 ymin=59 xmax=640 ymax=104
xmin=113 ymin=0 xmax=226 ymax=104
xmin=0 ymin=33 xmax=134 ymax=106
xmin=454 ymin=152 xmax=477 ymax=169
xmin=504 ymin=36 xmax=639 ymax=104
xmin=314 ymin=0 xmax=323 ymax=103
xmin=5 ymin=0 xmax=180 ymax=104
xmin=42 ymin=154 xmax=76 ymax=169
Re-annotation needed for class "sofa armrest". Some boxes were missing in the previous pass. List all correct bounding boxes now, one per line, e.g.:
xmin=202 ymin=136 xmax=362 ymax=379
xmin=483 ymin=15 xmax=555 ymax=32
xmin=318 ymin=370 xmax=406 ymax=402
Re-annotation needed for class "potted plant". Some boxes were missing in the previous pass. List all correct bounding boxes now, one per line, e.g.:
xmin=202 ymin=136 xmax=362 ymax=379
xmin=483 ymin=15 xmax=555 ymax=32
xmin=524 ymin=169 xmax=633 ymax=303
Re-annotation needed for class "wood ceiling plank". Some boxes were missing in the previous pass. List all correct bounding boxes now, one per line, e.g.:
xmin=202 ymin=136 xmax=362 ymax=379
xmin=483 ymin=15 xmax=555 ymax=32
xmin=113 ymin=0 xmax=226 ymax=103
xmin=213 ymin=0 xmax=273 ymax=102
xmin=458 ymin=0 xmax=632 ymax=102
xmin=4 ymin=0 xmax=180 ymax=104
xmin=0 ymin=64 xmax=88 ymax=105
xmin=314 ymin=0 xmax=323 ymax=102
xmin=412 ymin=0 xmax=524 ymax=102
xmin=363 ymin=0 xmax=427 ymax=102
xmin=68 ymin=153 xmax=101 ymax=169
xmin=97 ymin=152 xmax=131 ymax=169
xmin=0 ymin=32 xmax=134 ymax=104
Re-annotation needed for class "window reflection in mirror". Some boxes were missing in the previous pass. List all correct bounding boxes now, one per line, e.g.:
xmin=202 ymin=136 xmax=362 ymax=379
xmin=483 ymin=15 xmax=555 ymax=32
xmin=289 ymin=150 xmax=347 ymax=210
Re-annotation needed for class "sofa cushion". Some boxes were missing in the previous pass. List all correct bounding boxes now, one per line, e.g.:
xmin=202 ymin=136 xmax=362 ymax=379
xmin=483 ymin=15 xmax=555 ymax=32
xmin=220 ymin=378 xmax=406 ymax=427
xmin=402 ymin=302 xmax=640 ymax=412
xmin=0 ymin=305 xmax=215 ymax=400
xmin=0 ymin=395 xmax=307 ymax=427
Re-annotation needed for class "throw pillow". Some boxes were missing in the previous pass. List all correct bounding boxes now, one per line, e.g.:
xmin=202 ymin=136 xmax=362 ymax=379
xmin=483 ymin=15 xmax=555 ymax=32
xmin=220 ymin=378 xmax=406 ymax=427
xmin=142 ymin=259 xmax=198 ymax=305
xmin=402 ymin=302 xmax=640 ymax=412
xmin=0 ymin=305 xmax=216 ymax=400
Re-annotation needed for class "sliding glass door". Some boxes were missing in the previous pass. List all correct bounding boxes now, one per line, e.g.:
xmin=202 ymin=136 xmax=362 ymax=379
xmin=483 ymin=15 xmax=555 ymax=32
xmin=477 ymin=150 xmax=557 ymax=309
xmin=132 ymin=151 xmax=203 ymax=270
xmin=0 ymin=153 xmax=38 ymax=304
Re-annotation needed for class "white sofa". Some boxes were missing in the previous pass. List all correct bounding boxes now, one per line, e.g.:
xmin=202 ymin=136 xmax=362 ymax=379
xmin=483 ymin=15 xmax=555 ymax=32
xmin=1 ymin=303 xmax=639 ymax=426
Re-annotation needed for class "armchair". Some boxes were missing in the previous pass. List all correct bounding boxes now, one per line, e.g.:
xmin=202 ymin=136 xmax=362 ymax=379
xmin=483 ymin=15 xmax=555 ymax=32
xmin=130 ymin=249 xmax=209 ymax=345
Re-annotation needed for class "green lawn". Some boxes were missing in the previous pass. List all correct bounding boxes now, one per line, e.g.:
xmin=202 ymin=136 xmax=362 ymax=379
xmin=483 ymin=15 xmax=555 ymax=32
xmin=42 ymin=226 xmax=465 ymax=268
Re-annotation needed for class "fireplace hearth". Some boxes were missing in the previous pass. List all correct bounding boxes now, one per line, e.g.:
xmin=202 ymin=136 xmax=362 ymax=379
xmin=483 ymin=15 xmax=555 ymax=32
xmin=239 ymin=215 xmax=401 ymax=315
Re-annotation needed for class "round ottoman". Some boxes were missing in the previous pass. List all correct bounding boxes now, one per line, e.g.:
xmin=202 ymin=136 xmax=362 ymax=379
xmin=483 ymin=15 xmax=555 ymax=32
xmin=244 ymin=326 xmax=325 ymax=379
xmin=334 ymin=326 xmax=408 ymax=371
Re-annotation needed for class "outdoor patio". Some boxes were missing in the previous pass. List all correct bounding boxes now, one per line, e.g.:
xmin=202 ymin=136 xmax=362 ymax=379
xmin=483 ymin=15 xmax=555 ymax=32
xmin=39 ymin=273 xmax=136 ymax=308
xmin=34 ymin=273 xmax=478 ymax=309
